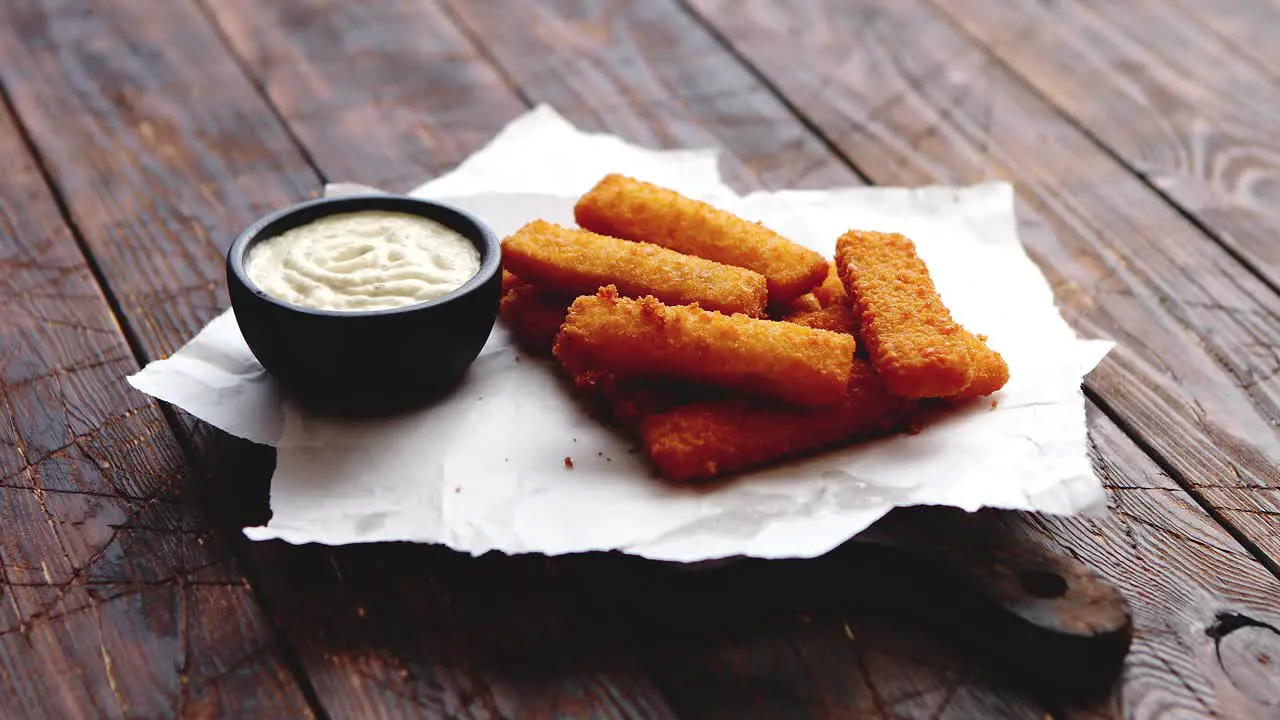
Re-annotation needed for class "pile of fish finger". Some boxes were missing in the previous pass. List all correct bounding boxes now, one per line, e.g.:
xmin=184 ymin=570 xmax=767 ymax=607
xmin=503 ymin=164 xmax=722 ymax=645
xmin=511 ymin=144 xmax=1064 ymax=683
xmin=498 ymin=174 xmax=1009 ymax=483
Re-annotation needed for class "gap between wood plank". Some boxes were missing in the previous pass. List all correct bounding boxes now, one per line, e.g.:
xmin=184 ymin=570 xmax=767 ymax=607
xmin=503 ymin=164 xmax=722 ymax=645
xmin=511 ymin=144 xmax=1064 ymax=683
xmin=664 ymin=0 xmax=874 ymax=187
xmin=0 ymin=22 xmax=334 ymax=720
xmin=433 ymin=0 xmax=534 ymax=107
xmin=190 ymin=0 xmax=326 ymax=186
xmin=672 ymin=0 xmax=1280 ymax=590
xmin=1086 ymin=384 xmax=1280 ymax=581
xmin=917 ymin=0 xmax=1280 ymax=583
xmin=923 ymin=0 xmax=1280 ymax=301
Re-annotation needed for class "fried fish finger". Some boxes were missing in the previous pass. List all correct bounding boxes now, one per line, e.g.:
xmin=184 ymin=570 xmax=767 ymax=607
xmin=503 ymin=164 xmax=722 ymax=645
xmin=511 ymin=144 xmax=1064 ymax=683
xmin=783 ymin=264 xmax=857 ymax=335
xmin=574 ymin=174 xmax=828 ymax=304
xmin=572 ymin=371 xmax=694 ymax=431
xmin=640 ymin=359 xmax=914 ymax=482
xmin=784 ymin=303 xmax=857 ymax=335
xmin=502 ymin=220 xmax=767 ymax=316
xmin=499 ymin=284 xmax=570 ymax=355
xmin=553 ymin=286 xmax=855 ymax=407
xmin=836 ymin=230 xmax=1005 ymax=398
xmin=501 ymin=269 xmax=524 ymax=294
xmin=953 ymin=333 xmax=1010 ymax=399
xmin=809 ymin=262 xmax=849 ymax=307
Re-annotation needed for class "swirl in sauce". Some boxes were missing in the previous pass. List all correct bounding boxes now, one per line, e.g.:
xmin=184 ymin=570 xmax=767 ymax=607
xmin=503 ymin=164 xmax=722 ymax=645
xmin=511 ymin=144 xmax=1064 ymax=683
xmin=245 ymin=211 xmax=481 ymax=312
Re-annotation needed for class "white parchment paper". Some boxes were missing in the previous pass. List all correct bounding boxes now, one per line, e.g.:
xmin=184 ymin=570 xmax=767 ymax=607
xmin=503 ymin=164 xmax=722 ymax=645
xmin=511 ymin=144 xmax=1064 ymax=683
xmin=129 ymin=106 xmax=1111 ymax=561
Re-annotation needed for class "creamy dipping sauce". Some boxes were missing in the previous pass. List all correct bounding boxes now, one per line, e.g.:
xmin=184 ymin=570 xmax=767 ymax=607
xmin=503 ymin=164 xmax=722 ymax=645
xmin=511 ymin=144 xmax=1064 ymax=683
xmin=245 ymin=211 xmax=481 ymax=312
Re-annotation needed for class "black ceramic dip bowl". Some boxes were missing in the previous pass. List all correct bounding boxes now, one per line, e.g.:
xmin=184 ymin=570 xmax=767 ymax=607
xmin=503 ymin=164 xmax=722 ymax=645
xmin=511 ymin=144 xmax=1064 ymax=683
xmin=226 ymin=194 xmax=502 ymax=417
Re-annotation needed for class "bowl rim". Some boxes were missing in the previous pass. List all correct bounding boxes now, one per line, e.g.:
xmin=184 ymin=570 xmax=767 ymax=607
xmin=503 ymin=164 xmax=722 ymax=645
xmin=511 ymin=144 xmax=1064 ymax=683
xmin=226 ymin=193 xmax=502 ymax=318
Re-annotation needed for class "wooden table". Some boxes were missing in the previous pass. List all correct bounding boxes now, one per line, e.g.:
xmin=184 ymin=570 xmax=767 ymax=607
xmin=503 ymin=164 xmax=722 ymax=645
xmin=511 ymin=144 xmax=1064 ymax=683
xmin=2 ymin=0 xmax=1279 ymax=717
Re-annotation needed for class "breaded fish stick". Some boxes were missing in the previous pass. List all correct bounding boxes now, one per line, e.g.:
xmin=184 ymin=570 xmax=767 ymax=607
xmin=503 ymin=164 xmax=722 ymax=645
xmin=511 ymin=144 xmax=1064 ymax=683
xmin=836 ymin=230 xmax=1006 ymax=398
xmin=499 ymin=284 xmax=570 ymax=356
xmin=572 ymin=371 xmax=691 ymax=431
xmin=784 ymin=302 xmax=857 ymax=336
xmin=503 ymin=220 xmax=767 ymax=316
xmin=574 ymin=174 xmax=828 ymax=304
xmin=554 ymin=287 xmax=855 ymax=407
xmin=809 ymin=262 xmax=849 ymax=307
xmin=501 ymin=269 xmax=524 ymax=294
xmin=641 ymin=360 xmax=914 ymax=482
xmin=954 ymin=333 xmax=1010 ymax=399
xmin=783 ymin=264 xmax=857 ymax=335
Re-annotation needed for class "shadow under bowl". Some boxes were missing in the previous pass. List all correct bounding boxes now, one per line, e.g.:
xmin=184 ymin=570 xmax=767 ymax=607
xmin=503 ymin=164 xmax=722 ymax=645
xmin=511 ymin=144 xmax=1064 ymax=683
xmin=226 ymin=194 xmax=502 ymax=418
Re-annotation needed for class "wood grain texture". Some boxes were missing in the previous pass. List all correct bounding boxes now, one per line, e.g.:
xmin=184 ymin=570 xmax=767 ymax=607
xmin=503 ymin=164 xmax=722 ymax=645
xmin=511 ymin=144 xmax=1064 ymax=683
xmin=441 ymin=0 xmax=854 ymax=191
xmin=0 ymin=91 xmax=312 ymax=717
xmin=1163 ymin=0 xmax=1280 ymax=82
xmin=1019 ymin=404 xmax=1280 ymax=718
xmin=199 ymin=0 xmax=527 ymax=191
xmin=0 ymin=0 xmax=318 ymax=359
xmin=0 ymin=0 xmax=679 ymax=716
xmin=685 ymin=0 xmax=1280 ymax=589
xmin=933 ymin=0 xmax=1280 ymax=300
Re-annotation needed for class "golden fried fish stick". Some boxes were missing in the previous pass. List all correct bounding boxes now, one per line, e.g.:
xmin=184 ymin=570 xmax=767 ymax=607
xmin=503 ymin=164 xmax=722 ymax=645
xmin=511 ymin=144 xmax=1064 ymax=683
xmin=574 ymin=174 xmax=828 ymax=304
xmin=553 ymin=286 xmax=855 ymax=407
xmin=641 ymin=360 xmax=915 ymax=482
xmin=782 ymin=263 xmax=858 ymax=335
xmin=784 ymin=303 xmax=857 ymax=335
xmin=809 ymin=262 xmax=848 ymax=307
xmin=503 ymin=220 xmax=767 ymax=316
xmin=572 ymin=371 xmax=692 ymax=431
xmin=786 ymin=292 xmax=822 ymax=315
xmin=499 ymin=284 xmax=570 ymax=356
xmin=953 ymin=333 xmax=1010 ymax=399
xmin=501 ymin=269 xmax=524 ymax=294
xmin=837 ymin=230 xmax=1005 ymax=398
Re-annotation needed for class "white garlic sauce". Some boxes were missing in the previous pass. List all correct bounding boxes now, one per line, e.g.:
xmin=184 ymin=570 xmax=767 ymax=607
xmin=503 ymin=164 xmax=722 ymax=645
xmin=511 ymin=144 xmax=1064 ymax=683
xmin=246 ymin=211 xmax=481 ymax=312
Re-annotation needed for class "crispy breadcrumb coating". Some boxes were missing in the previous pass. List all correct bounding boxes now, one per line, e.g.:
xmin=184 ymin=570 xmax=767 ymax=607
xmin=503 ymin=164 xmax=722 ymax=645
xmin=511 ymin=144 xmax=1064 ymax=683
xmin=553 ymin=286 xmax=855 ymax=407
xmin=574 ymin=174 xmax=827 ymax=304
xmin=501 ymin=269 xmax=524 ymax=294
xmin=499 ymin=284 xmax=570 ymax=355
xmin=502 ymin=220 xmax=767 ymax=316
xmin=572 ymin=371 xmax=691 ymax=431
xmin=836 ymin=230 xmax=1006 ymax=399
xmin=640 ymin=359 xmax=915 ymax=482
xmin=953 ymin=333 xmax=1010 ymax=399
xmin=782 ymin=263 xmax=858 ymax=335
xmin=784 ymin=303 xmax=858 ymax=335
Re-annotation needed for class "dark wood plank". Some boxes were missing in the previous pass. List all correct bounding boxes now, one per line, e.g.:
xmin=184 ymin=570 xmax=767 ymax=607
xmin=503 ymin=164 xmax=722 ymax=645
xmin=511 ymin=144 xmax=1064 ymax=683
xmin=0 ymin=0 xmax=680 ymax=716
xmin=685 ymin=0 xmax=1280 ymax=584
xmin=0 ymin=0 xmax=318 ymax=357
xmin=1164 ymin=0 xmax=1280 ymax=81
xmin=442 ymin=0 xmax=853 ymax=191
xmin=0 ymin=84 xmax=313 ymax=717
xmin=933 ymin=0 xmax=1280 ymax=300
xmin=1020 ymin=404 xmax=1280 ymax=718
xmin=197 ymin=0 xmax=525 ymax=191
